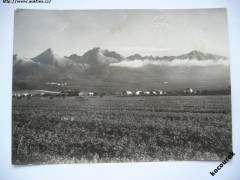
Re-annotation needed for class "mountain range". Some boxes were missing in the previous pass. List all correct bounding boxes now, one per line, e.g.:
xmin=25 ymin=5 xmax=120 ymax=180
xmin=127 ymin=50 xmax=227 ymax=61
xmin=13 ymin=47 xmax=230 ymax=91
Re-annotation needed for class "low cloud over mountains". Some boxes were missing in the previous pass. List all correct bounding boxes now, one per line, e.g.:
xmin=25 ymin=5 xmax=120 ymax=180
xmin=13 ymin=47 xmax=230 ymax=91
xmin=14 ymin=47 xmax=228 ymax=68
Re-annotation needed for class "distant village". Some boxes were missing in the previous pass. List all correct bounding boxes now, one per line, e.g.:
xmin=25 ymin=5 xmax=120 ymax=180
xmin=12 ymin=82 xmax=231 ymax=99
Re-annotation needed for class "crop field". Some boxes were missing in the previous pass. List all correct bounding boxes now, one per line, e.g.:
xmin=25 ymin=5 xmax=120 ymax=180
xmin=12 ymin=95 xmax=232 ymax=164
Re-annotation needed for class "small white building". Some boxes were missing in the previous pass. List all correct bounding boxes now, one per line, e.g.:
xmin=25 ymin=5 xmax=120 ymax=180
xmin=184 ymin=88 xmax=194 ymax=94
xmin=135 ymin=90 xmax=143 ymax=96
xmin=123 ymin=90 xmax=133 ymax=95
xmin=78 ymin=91 xmax=85 ymax=96
xmin=22 ymin=93 xmax=29 ymax=97
xmin=88 ymin=92 xmax=94 ymax=96
xmin=144 ymin=91 xmax=150 ymax=95
xmin=157 ymin=90 xmax=163 ymax=95
xmin=151 ymin=91 xmax=157 ymax=95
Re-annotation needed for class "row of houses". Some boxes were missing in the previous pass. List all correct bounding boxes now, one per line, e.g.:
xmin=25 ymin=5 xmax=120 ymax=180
xmin=46 ymin=82 xmax=67 ymax=86
xmin=12 ymin=90 xmax=105 ymax=99
xmin=13 ymin=88 xmax=197 ymax=99
xmin=121 ymin=88 xmax=196 ymax=96
xmin=12 ymin=90 xmax=61 ymax=99
xmin=12 ymin=93 xmax=33 ymax=99
xmin=122 ymin=90 xmax=166 ymax=96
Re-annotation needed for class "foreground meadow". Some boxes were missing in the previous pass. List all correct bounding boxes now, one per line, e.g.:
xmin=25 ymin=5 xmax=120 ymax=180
xmin=12 ymin=95 xmax=232 ymax=164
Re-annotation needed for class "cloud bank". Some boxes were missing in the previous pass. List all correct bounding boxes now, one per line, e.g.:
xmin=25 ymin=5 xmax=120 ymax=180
xmin=110 ymin=58 xmax=229 ymax=68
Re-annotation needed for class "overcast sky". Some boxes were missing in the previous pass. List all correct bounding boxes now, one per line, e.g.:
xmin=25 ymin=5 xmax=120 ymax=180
xmin=14 ymin=9 xmax=229 ymax=58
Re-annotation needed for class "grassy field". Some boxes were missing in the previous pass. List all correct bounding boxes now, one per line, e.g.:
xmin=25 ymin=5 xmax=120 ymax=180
xmin=12 ymin=95 xmax=232 ymax=164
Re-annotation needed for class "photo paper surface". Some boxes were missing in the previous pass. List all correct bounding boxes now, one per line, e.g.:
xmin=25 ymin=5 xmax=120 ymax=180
xmin=12 ymin=9 xmax=231 ymax=164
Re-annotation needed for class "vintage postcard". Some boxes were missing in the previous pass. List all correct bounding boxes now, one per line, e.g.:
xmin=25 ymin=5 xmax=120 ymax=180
xmin=12 ymin=9 xmax=231 ymax=164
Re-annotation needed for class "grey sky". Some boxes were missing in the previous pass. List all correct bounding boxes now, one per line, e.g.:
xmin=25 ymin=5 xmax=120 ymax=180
xmin=14 ymin=9 xmax=229 ymax=58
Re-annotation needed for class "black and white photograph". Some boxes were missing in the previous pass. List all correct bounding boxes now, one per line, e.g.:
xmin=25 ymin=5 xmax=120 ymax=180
xmin=12 ymin=9 xmax=232 ymax=164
